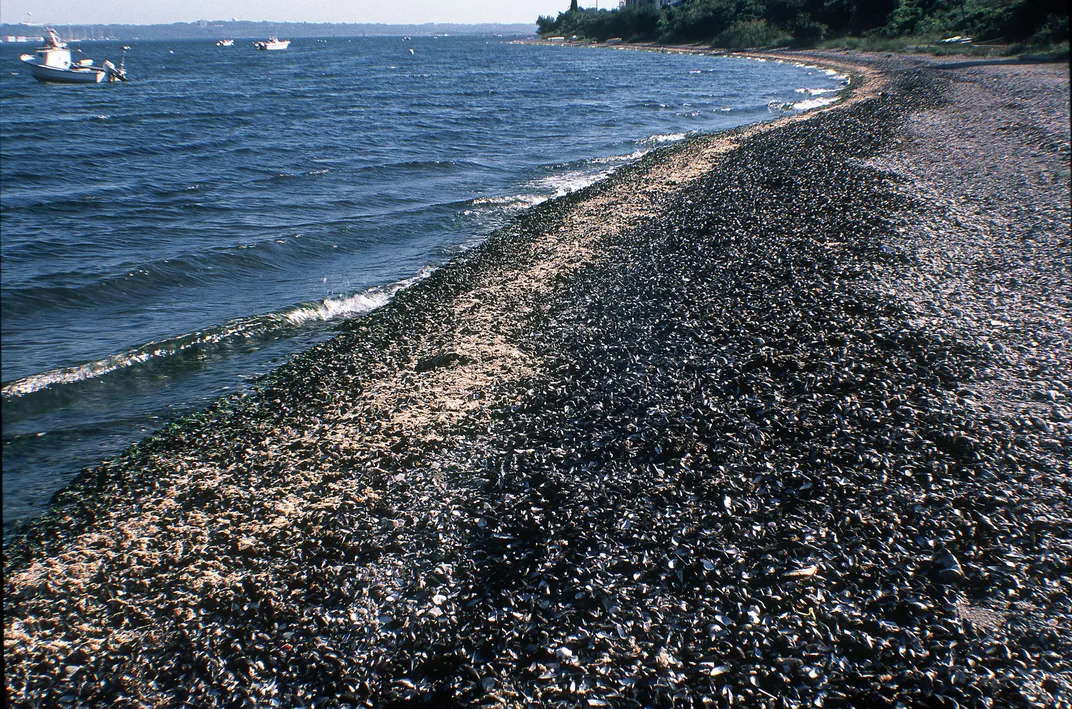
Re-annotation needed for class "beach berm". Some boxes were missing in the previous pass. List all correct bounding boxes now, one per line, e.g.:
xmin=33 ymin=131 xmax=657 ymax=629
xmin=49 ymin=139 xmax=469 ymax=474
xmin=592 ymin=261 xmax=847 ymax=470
xmin=4 ymin=51 xmax=1069 ymax=708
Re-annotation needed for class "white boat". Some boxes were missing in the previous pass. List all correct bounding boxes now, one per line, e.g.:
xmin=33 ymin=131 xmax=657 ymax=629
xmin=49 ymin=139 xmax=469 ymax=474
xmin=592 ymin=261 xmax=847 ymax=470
xmin=216 ymin=39 xmax=234 ymax=47
xmin=19 ymin=28 xmax=126 ymax=84
xmin=253 ymin=37 xmax=290 ymax=51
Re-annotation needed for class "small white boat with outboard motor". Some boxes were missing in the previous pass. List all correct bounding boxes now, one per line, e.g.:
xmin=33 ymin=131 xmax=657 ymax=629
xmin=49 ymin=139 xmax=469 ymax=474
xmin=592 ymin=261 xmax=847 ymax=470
xmin=253 ymin=37 xmax=290 ymax=51
xmin=20 ymin=28 xmax=127 ymax=84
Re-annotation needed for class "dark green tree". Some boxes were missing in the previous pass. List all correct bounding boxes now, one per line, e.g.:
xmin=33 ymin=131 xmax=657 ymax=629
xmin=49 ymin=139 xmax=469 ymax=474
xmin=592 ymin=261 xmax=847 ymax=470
xmin=539 ymin=0 xmax=1068 ymax=46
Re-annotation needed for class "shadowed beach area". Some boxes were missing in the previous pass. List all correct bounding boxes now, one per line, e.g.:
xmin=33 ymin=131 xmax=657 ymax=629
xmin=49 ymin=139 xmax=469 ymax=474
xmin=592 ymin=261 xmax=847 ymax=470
xmin=4 ymin=50 xmax=1070 ymax=707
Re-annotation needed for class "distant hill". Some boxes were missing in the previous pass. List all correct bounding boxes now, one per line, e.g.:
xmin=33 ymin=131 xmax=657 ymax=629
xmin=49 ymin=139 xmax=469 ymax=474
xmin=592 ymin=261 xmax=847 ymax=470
xmin=0 ymin=21 xmax=536 ymax=42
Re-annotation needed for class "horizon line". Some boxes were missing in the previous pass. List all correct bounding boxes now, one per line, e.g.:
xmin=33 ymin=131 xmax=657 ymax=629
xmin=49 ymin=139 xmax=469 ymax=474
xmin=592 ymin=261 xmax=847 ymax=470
xmin=0 ymin=20 xmax=539 ymax=28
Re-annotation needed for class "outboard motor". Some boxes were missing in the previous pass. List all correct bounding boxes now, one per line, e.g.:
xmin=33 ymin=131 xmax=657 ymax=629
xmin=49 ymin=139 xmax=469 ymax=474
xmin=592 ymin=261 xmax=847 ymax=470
xmin=105 ymin=46 xmax=129 ymax=82
xmin=103 ymin=60 xmax=123 ymax=82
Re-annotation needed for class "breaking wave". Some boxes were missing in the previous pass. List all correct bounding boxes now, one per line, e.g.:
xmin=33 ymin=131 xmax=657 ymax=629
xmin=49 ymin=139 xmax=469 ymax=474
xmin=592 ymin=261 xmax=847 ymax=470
xmin=2 ymin=268 xmax=433 ymax=400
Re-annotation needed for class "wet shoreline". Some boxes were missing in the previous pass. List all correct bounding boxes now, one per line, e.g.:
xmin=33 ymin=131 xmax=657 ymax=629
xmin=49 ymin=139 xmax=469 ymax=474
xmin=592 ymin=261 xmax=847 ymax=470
xmin=5 ymin=52 xmax=1070 ymax=707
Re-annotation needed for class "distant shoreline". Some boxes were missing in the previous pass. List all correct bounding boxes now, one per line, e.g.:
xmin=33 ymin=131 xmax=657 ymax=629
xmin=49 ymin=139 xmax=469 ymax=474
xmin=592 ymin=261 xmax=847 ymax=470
xmin=0 ymin=22 xmax=536 ymax=42
xmin=516 ymin=38 xmax=885 ymax=113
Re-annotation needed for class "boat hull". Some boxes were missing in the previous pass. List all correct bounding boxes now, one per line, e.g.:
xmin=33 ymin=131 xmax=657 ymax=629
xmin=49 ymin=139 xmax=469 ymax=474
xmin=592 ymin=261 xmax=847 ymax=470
xmin=22 ymin=59 xmax=106 ymax=83
xmin=254 ymin=40 xmax=290 ymax=51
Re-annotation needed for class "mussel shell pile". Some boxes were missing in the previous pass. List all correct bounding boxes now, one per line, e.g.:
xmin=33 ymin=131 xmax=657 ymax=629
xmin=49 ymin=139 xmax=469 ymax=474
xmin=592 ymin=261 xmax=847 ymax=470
xmin=4 ymin=54 xmax=1069 ymax=708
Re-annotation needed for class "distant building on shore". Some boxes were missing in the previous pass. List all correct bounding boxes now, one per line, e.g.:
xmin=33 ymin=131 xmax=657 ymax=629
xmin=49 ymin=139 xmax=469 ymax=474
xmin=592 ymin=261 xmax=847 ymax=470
xmin=621 ymin=0 xmax=682 ymax=7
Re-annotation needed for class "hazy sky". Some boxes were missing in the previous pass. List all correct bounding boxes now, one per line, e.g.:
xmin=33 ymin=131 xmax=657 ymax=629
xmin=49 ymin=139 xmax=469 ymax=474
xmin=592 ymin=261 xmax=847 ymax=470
xmin=1 ymin=1 xmax=575 ymax=26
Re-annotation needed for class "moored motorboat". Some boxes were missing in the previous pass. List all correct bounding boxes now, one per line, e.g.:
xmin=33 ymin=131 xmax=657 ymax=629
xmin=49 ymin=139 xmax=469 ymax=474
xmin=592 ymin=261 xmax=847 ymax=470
xmin=19 ymin=28 xmax=126 ymax=83
xmin=216 ymin=39 xmax=234 ymax=47
xmin=253 ymin=37 xmax=290 ymax=51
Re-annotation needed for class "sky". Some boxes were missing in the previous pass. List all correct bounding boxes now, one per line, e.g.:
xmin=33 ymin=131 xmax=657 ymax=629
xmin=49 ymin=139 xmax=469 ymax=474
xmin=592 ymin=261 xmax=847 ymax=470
xmin=0 ymin=1 xmax=574 ymax=26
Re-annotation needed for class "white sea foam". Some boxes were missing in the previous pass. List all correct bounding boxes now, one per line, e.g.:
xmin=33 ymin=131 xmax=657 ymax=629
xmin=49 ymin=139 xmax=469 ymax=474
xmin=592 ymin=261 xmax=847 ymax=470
xmin=471 ymin=193 xmax=547 ymax=210
xmin=591 ymin=149 xmax=648 ymax=164
xmin=640 ymin=132 xmax=689 ymax=145
xmin=789 ymin=96 xmax=838 ymax=111
xmin=768 ymin=95 xmax=839 ymax=113
xmin=794 ymin=87 xmax=838 ymax=96
xmin=284 ymin=290 xmax=392 ymax=324
xmin=463 ymin=192 xmax=546 ymax=218
xmin=533 ymin=168 xmax=613 ymax=198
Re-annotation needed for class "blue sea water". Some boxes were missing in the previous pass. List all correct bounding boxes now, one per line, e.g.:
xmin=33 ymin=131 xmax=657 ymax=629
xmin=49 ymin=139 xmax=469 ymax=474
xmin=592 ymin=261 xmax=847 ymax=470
xmin=0 ymin=35 xmax=844 ymax=530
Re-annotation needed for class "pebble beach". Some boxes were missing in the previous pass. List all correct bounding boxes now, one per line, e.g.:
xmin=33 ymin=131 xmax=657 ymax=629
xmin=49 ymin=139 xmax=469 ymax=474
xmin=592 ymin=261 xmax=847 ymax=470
xmin=4 ymin=50 xmax=1070 ymax=708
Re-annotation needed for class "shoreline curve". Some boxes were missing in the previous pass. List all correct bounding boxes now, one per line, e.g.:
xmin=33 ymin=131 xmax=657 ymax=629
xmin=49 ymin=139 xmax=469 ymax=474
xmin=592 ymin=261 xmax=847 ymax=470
xmin=4 ymin=50 xmax=1069 ymax=707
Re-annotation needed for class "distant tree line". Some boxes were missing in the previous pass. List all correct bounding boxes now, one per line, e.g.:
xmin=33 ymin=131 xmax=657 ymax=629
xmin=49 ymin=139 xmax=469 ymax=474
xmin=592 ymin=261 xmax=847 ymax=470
xmin=536 ymin=0 xmax=1069 ymax=48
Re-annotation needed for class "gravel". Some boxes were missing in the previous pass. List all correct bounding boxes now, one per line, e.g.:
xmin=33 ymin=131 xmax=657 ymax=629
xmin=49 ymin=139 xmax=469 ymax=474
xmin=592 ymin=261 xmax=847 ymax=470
xmin=4 ymin=52 xmax=1069 ymax=708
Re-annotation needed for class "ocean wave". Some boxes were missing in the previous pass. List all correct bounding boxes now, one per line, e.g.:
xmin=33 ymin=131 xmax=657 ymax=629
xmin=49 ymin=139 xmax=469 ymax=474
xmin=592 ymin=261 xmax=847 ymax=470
xmin=253 ymin=159 xmax=477 ymax=186
xmin=284 ymin=267 xmax=433 ymax=324
xmin=2 ymin=331 xmax=244 ymax=399
xmin=2 ymin=239 xmax=315 ymax=314
xmin=91 ymin=134 xmax=241 ymax=161
xmin=464 ymin=154 xmax=640 ymax=219
xmin=1 ymin=270 xmax=433 ymax=399
xmin=0 ymin=191 xmax=110 ymax=213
